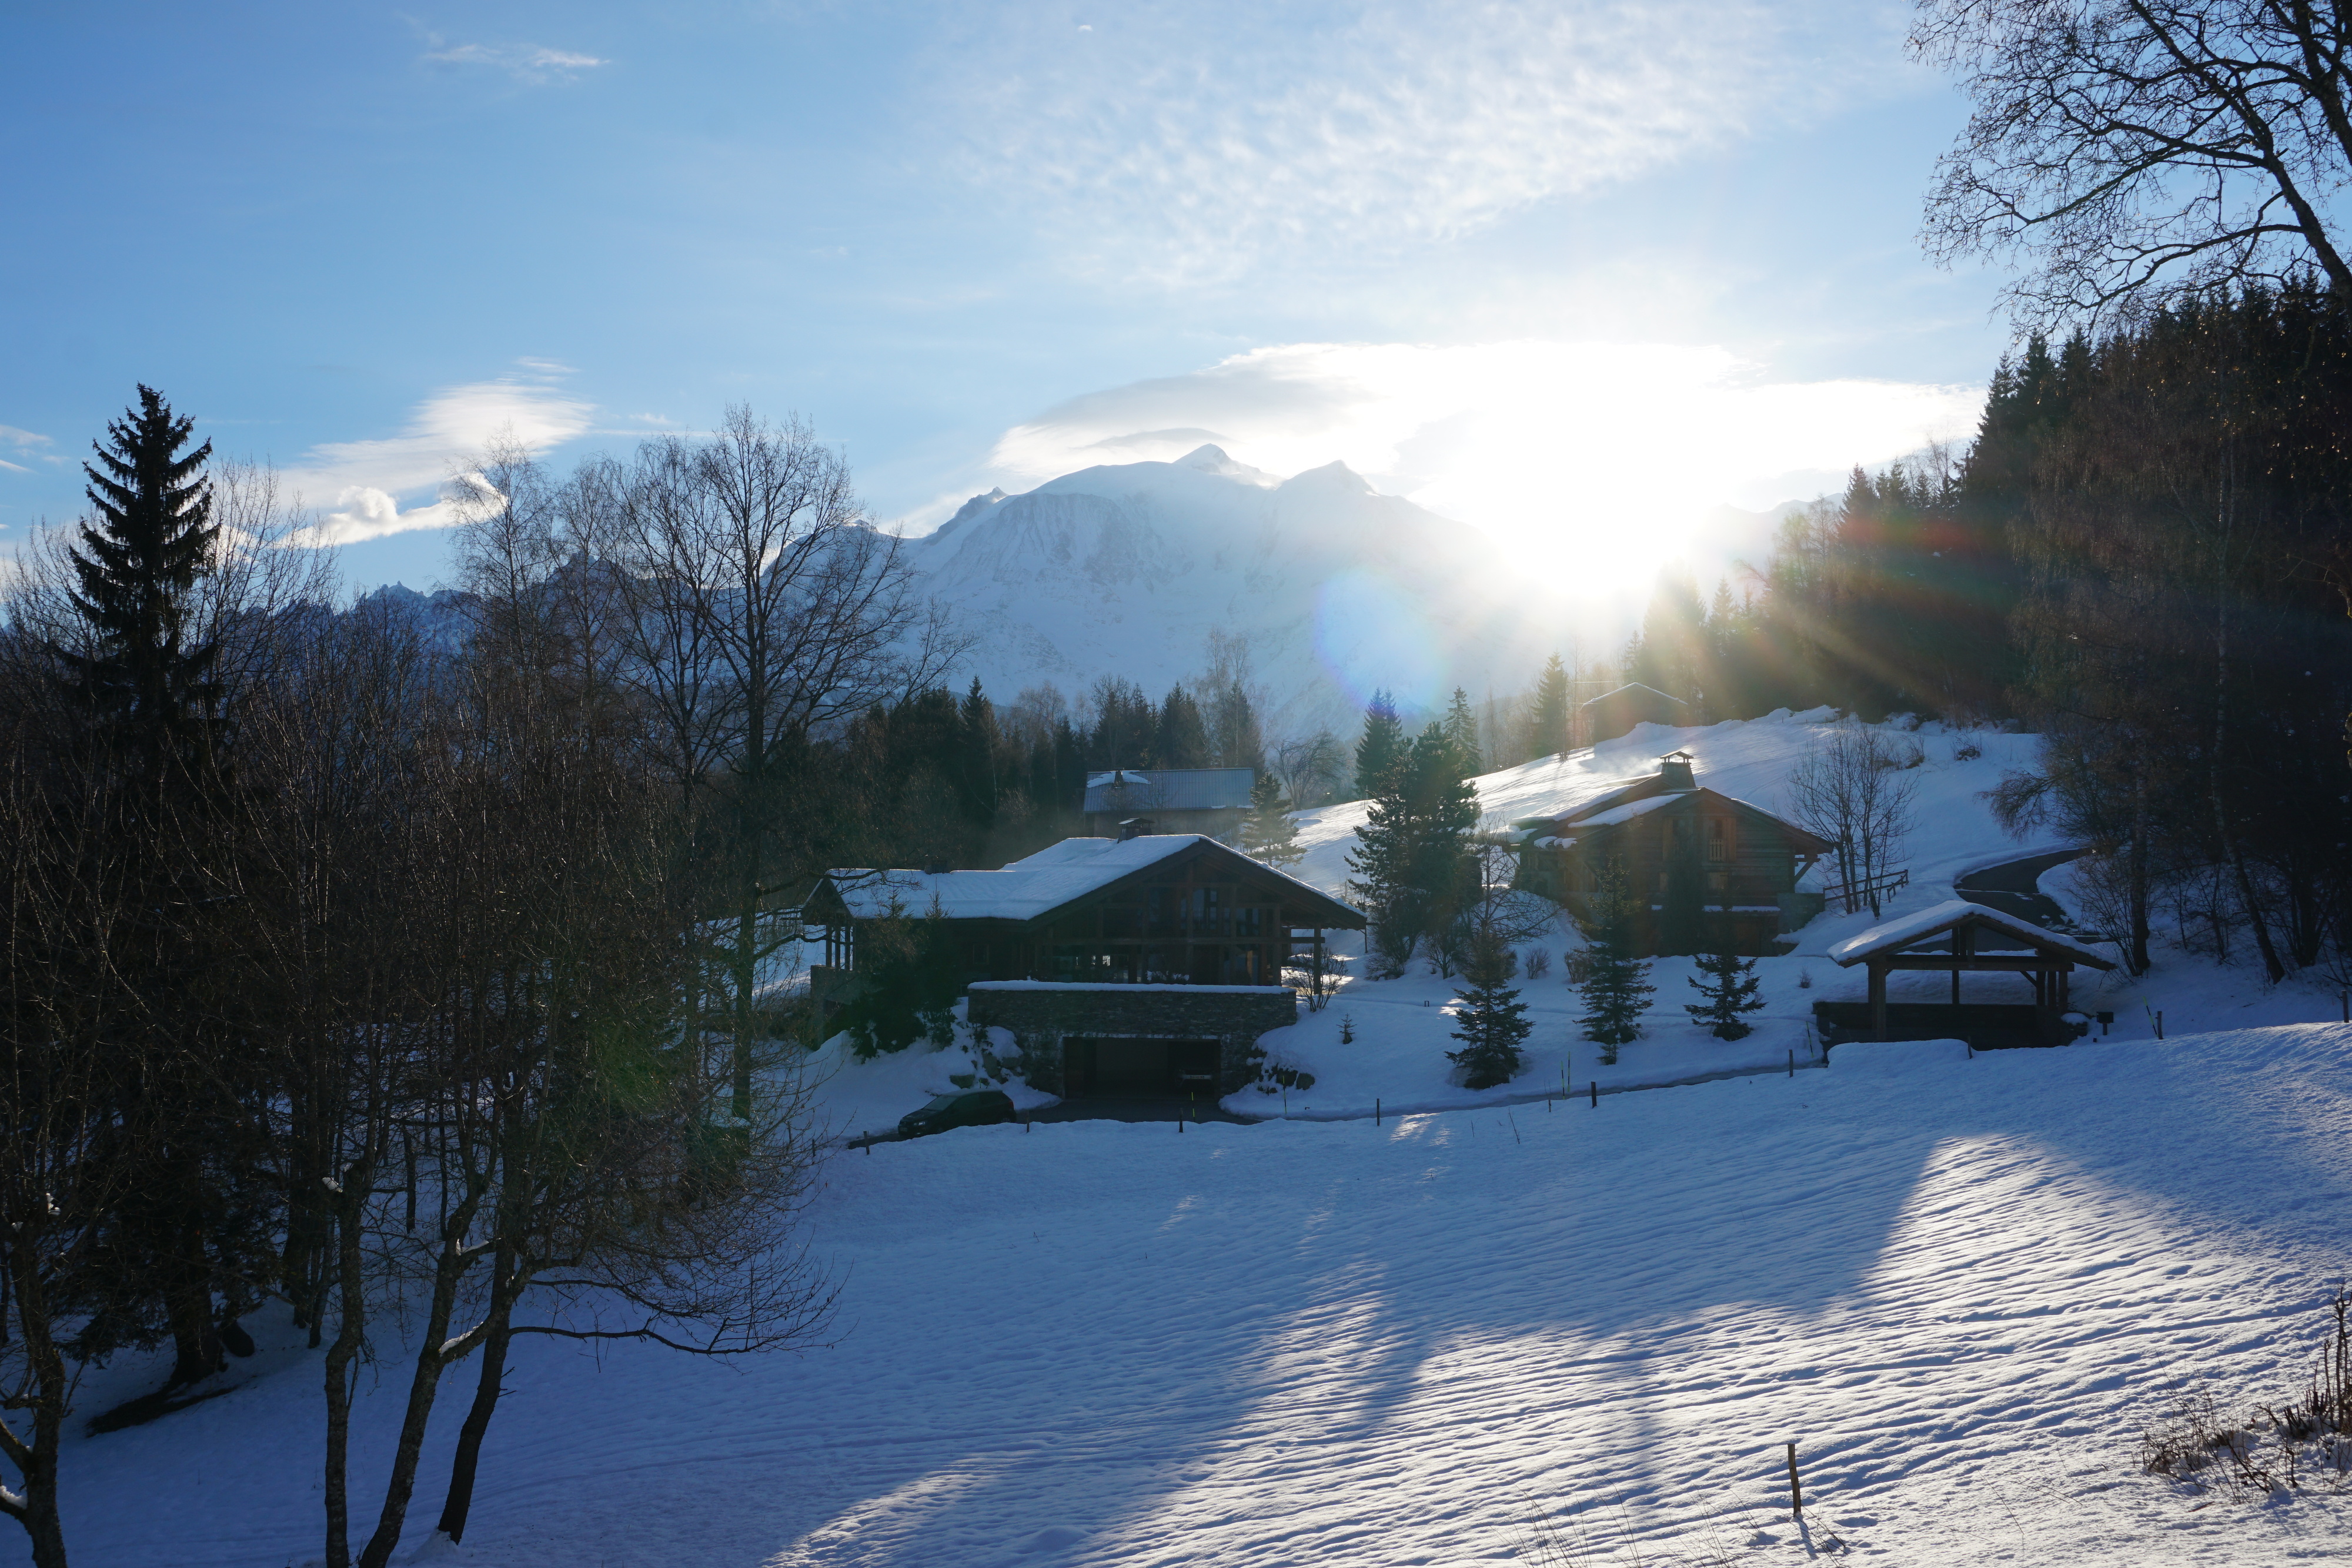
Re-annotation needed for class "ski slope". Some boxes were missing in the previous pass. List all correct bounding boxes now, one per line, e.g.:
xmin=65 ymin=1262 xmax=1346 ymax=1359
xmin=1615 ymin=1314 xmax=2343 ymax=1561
xmin=21 ymin=1026 xmax=2352 ymax=1566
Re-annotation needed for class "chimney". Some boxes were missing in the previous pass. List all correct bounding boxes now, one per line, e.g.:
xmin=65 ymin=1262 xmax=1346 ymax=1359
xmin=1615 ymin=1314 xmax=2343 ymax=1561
xmin=1118 ymin=817 xmax=1153 ymax=841
xmin=1658 ymin=751 xmax=1696 ymax=792
xmin=923 ymin=861 xmax=952 ymax=875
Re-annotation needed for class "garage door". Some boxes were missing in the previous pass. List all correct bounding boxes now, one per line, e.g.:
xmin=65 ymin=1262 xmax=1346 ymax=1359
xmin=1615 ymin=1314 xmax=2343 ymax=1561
xmin=1064 ymin=1038 xmax=1221 ymax=1096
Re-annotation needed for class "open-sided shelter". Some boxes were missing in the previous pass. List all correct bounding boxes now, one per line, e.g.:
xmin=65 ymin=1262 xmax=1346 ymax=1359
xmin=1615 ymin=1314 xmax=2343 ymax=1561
xmin=1819 ymin=900 xmax=2116 ymax=1048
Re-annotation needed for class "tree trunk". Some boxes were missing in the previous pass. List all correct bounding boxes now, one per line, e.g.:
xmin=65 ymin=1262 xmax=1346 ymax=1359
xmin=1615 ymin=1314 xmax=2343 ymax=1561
xmin=355 ymin=1199 xmax=480 ymax=1568
xmin=320 ymin=1157 xmax=373 ymax=1568
xmin=433 ymin=1241 xmax=518 ymax=1545
xmin=2127 ymin=772 xmax=2151 ymax=976
xmin=163 ymin=1221 xmax=223 ymax=1389
xmin=2 ymin=1246 xmax=73 ymax=1568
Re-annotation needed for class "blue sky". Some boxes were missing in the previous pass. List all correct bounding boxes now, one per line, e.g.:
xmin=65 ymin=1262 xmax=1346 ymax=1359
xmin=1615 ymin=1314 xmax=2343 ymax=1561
xmin=2 ymin=2 xmax=2012 ymax=595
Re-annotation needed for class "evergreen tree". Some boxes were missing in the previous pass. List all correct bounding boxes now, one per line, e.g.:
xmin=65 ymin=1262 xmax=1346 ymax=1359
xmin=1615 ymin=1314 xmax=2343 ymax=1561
xmin=1528 ymin=654 xmax=1571 ymax=758
xmin=1576 ymin=865 xmax=1653 ymax=1062
xmin=957 ymin=678 xmax=998 ymax=829
xmin=1205 ymin=677 xmax=1264 ymax=770
xmin=1446 ymin=929 xmax=1531 ymax=1089
xmin=1353 ymin=688 xmax=1404 ymax=797
xmin=1441 ymin=687 xmax=1482 ymax=777
xmin=1053 ymin=717 xmax=1085 ymax=811
xmin=1154 ymin=684 xmax=1210 ymax=767
xmin=1684 ymin=944 xmax=1764 ymax=1039
xmin=1240 ymin=769 xmax=1304 ymax=867
xmin=1632 ymin=565 xmax=1705 ymax=703
xmin=67 ymin=383 xmax=220 ymax=759
xmin=1347 ymin=722 xmax=1478 ymax=967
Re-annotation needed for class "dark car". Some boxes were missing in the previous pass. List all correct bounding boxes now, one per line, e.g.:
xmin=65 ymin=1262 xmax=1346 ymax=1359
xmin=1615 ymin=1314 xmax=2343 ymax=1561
xmin=897 ymin=1088 xmax=1018 ymax=1139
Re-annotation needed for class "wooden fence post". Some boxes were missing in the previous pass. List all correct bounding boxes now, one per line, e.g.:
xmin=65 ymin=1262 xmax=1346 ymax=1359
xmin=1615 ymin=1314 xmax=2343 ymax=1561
xmin=1786 ymin=1442 xmax=1802 ymax=1516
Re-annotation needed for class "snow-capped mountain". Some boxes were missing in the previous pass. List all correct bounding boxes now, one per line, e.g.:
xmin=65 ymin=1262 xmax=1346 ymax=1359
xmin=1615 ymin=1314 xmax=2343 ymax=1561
xmin=908 ymin=445 xmax=1572 ymax=737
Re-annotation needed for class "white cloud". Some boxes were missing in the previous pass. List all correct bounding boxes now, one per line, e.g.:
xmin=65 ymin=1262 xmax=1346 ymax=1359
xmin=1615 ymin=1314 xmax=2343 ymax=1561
xmin=422 ymin=39 xmax=606 ymax=82
xmin=0 ymin=424 xmax=57 ymax=470
xmin=931 ymin=1 xmax=1878 ymax=285
xmin=980 ymin=340 xmax=1983 ymax=589
xmin=285 ymin=370 xmax=596 ymax=547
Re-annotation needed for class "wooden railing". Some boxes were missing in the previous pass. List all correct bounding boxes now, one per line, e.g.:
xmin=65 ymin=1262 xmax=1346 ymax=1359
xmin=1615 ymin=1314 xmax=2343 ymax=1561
xmin=1820 ymin=866 xmax=1909 ymax=916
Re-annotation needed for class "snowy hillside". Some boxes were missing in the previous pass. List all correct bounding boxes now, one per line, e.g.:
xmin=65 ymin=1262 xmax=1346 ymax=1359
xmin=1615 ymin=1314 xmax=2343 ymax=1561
xmin=908 ymin=445 xmax=1576 ymax=734
xmin=1289 ymin=707 xmax=2054 ymax=909
xmin=27 ymin=1027 xmax=2352 ymax=1566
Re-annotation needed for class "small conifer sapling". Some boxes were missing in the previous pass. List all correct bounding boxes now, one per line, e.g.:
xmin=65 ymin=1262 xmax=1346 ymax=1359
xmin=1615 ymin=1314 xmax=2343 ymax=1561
xmin=1685 ymin=944 xmax=1765 ymax=1039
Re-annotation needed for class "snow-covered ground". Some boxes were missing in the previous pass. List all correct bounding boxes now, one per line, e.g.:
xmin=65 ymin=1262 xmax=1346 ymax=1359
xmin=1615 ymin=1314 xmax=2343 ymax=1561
xmin=23 ymin=710 xmax=2352 ymax=1568
xmin=24 ymin=1025 xmax=2352 ymax=1566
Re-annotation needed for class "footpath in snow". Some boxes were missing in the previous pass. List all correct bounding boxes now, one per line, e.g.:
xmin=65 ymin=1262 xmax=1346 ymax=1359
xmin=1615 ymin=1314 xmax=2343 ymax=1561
xmin=20 ymin=1023 xmax=2352 ymax=1567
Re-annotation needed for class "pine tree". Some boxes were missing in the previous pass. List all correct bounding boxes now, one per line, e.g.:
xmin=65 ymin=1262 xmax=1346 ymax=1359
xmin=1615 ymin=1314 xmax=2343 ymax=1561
xmin=1684 ymin=944 xmax=1763 ymax=1039
xmin=1354 ymin=689 xmax=1403 ymax=797
xmin=1240 ymin=770 xmax=1304 ymax=867
xmin=1528 ymin=653 xmax=1570 ymax=758
xmin=1347 ymin=723 xmax=1477 ymax=969
xmin=1441 ymin=687 xmax=1482 ymax=777
xmin=67 ymin=384 xmax=220 ymax=760
xmin=1576 ymin=865 xmax=1653 ymax=1062
xmin=1446 ymin=929 xmax=1531 ymax=1089
xmin=1154 ymin=684 xmax=1210 ymax=767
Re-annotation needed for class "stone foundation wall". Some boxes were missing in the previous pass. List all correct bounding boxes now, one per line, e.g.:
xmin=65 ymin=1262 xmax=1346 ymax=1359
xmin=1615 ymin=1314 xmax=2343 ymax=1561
xmin=966 ymin=983 xmax=1298 ymax=1094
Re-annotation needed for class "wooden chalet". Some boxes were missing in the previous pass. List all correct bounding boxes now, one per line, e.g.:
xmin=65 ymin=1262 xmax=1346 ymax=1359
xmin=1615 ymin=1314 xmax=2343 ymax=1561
xmin=1502 ymin=752 xmax=1834 ymax=955
xmin=805 ymin=834 xmax=1365 ymax=997
xmin=1081 ymin=767 xmax=1257 ymax=841
xmin=1580 ymin=682 xmax=1688 ymax=744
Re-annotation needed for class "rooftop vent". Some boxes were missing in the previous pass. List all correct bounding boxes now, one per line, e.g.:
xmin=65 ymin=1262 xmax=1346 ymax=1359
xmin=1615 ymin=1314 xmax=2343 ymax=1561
xmin=1658 ymin=751 xmax=1696 ymax=792
xmin=923 ymin=861 xmax=952 ymax=875
xmin=1118 ymin=816 xmax=1154 ymax=841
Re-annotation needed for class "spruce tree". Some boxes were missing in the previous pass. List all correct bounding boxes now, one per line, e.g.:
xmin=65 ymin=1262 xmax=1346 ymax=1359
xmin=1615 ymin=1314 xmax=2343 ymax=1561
xmin=1353 ymin=688 xmax=1404 ymax=797
xmin=1154 ymin=684 xmax=1210 ymax=767
xmin=1441 ymin=687 xmax=1482 ymax=777
xmin=1528 ymin=653 xmax=1571 ymax=758
xmin=1685 ymin=944 xmax=1764 ymax=1039
xmin=1347 ymin=722 xmax=1477 ymax=969
xmin=1446 ymin=929 xmax=1531 ymax=1089
xmin=1576 ymin=865 xmax=1653 ymax=1062
xmin=1240 ymin=770 xmax=1304 ymax=867
xmin=68 ymin=384 xmax=220 ymax=760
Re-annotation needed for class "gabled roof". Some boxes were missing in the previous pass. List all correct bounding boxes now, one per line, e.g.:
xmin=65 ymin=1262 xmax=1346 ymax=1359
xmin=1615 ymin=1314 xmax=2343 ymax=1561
xmin=1504 ymin=771 xmax=1833 ymax=855
xmin=816 ymin=834 xmax=1364 ymax=927
xmin=1578 ymin=681 xmax=1688 ymax=711
xmin=1083 ymin=767 xmax=1257 ymax=814
xmin=1828 ymin=900 xmax=2116 ymax=968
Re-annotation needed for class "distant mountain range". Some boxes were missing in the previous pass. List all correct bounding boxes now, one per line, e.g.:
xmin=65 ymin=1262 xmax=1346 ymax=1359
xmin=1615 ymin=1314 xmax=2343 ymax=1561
xmin=907 ymin=444 xmax=1788 ymax=740
xmin=354 ymin=445 xmax=1794 ymax=745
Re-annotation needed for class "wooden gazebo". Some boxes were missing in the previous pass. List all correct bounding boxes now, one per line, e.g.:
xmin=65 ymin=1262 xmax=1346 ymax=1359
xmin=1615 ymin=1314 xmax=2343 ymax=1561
xmin=1823 ymin=900 xmax=2116 ymax=1046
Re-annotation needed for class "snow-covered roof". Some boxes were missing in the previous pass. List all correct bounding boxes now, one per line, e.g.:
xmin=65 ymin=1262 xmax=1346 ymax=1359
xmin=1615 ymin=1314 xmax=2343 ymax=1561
xmin=821 ymin=835 xmax=1363 ymax=924
xmin=1578 ymin=682 xmax=1688 ymax=710
xmin=1828 ymin=900 xmax=2116 ymax=968
xmin=1569 ymin=794 xmax=1681 ymax=832
xmin=1083 ymin=767 xmax=1257 ymax=814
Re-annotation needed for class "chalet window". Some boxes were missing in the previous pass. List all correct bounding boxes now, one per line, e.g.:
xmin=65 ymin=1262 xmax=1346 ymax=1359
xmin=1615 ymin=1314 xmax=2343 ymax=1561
xmin=1706 ymin=817 xmax=1733 ymax=862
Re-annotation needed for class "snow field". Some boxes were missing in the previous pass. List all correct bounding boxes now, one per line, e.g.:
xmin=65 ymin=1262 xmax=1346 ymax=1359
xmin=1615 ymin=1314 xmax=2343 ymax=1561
xmin=21 ymin=1025 xmax=2352 ymax=1566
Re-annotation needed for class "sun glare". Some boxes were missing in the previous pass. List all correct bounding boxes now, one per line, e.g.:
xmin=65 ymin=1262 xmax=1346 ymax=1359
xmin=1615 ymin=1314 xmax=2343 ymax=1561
xmin=985 ymin=339 xmax=1986 ymax=597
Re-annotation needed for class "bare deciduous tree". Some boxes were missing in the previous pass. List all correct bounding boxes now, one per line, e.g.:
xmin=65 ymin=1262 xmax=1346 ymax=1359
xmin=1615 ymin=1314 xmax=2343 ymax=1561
xmin=1915 ymin=0 xmax=2352 ymax=326
xmin=1786 ymin=723 xmax=1919 ymax=915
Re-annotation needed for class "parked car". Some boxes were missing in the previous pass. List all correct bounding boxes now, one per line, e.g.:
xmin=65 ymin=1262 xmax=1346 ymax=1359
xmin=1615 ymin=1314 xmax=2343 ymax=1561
xmin=897 ymin=1088 xmax=1017 ymax=1138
